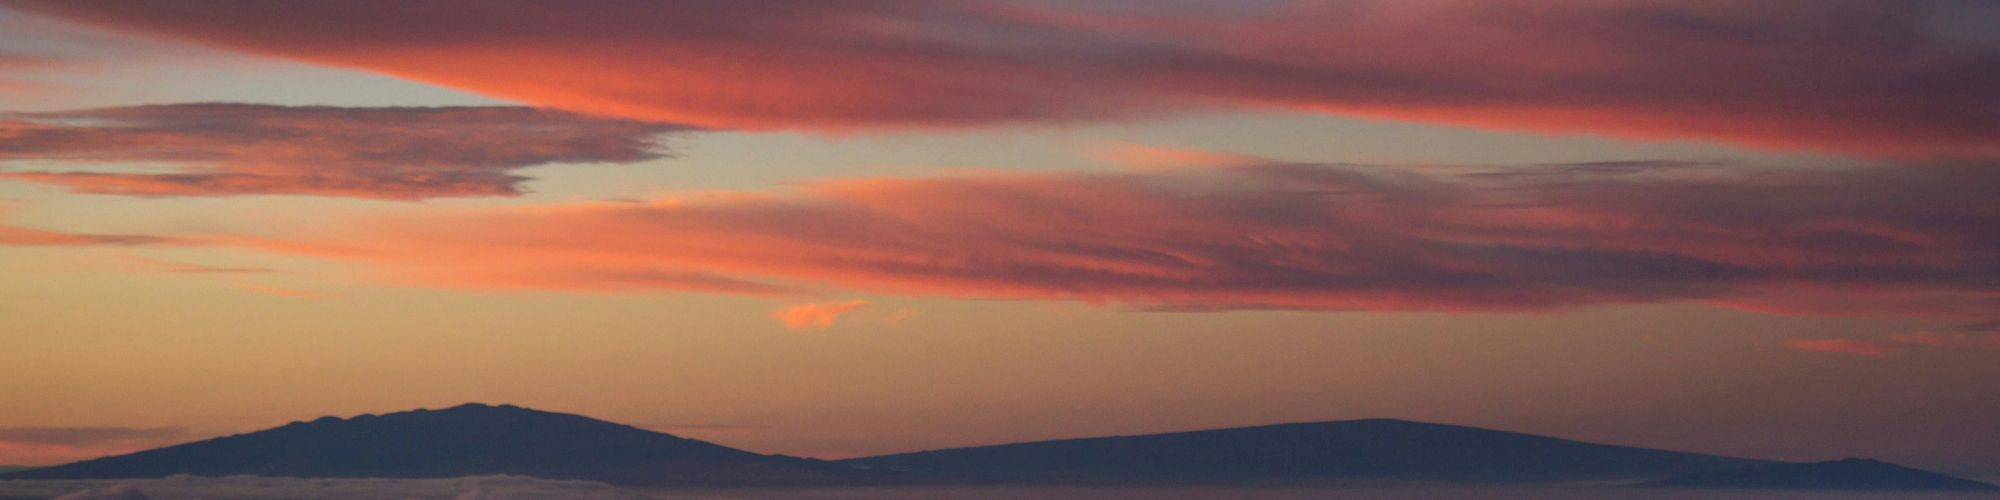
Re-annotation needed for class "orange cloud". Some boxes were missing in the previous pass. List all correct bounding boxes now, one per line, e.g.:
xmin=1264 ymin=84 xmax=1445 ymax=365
xmin=238 ymin=283 xmax=332 ymax=299
xmin=0 ymin=104 xmax=689 ymax=200
xmin=115 ymin=254 xmax=272 ymax=274
xmin=773 ymin=300 xmax=870 ymax=330
xmin=8 ymin=1 xmax=1994 ymax=155
xmin=222 ymin=159 xmax=1997 ymax=317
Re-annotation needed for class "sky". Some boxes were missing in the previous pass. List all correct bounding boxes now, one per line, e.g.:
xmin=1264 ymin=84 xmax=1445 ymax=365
xmin=0 ymin=0 xmax=1995 ymax=478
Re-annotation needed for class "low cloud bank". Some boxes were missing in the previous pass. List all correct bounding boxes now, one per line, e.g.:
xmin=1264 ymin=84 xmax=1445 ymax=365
xmin=241 ymin=159 xmax=1997 ymax=318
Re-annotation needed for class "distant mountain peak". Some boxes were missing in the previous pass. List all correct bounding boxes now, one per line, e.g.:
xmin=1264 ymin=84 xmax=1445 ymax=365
xmin=439 ymin=402 xmax=524 ymax=411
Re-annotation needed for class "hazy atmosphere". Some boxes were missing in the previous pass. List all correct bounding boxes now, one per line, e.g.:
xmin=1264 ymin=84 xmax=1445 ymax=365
xmin=1 ymin=1 xmax=1996 ymax=497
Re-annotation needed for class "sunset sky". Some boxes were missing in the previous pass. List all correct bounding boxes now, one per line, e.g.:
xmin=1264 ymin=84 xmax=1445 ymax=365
xmin=1 ymin=0 xmax=1996 ymax=479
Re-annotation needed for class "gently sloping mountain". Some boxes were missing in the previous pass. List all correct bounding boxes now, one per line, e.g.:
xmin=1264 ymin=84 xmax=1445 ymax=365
xmin=842 ymin=418 xmax=1770 ymax=483
xmin=2 ymin=403 xmax=858 ymax=486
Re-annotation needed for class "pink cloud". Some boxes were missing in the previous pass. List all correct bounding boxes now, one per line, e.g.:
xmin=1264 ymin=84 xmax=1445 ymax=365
xmin=0 ymin=51 xmax=65 ymax=93
xmin=7 ymin=1 xmax=1995 ymax=155
xmin=773 ymin=300 xmax=870 ymax=330
xmin=214 ymin=159 xmax=1997 ymax=317
xmin=1793 ymin=322 xmax=2000 ymax=357
xmin=1091 ymin=143 xmax=1271 ymax=171
xmin=0 ymin=104 xmax=689 ymax=200
xmin=1789 ymin=339 xmax=1902 ymax=357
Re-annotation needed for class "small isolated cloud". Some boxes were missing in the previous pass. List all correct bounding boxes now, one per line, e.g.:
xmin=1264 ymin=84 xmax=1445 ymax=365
xmin=238 ymin=283 xmax=332 ymax=299
xmin=882 ymin=308 xmax=920 ymax=326
xmin=773 ymin=300 xmax=869 ymax=330
xmin=0 ymin=103 xmax=691 ymax=200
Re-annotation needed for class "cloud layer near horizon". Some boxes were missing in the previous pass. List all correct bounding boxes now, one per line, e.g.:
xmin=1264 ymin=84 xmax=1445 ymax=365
xmin=6 ymin=1 xmax=1995 ymax=155
xmin=231 ymin=159 xmax=1997 ymax=318
xmin=0 ymin=103 xmax=688 ymax=200
xmin=0 ymin=426 xmax=191 ymax=468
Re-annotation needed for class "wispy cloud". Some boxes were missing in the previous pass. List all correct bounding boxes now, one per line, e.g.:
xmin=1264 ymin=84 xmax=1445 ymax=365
xmin=773 ymin=300 xmax=870 ymax=330
xmin=116 ymin=254 xmax=272 ymax=274
xmin=0 ymin=50 xmax=66 ymax=93
xmin=0 ymin=222 xmax=177 ymax=246
xmin=1887 ymin=331 xmax=2000 ymax=349
xmin=215 ymin=158 xmax=1997 ymax=318
xmin=1789 ymin=339 xmax=1903 ymax=357
xmin=1793 ymin=321 xmax=2000 ymax=357
xmin=1091 ymin=143 xmax=1271 ymax=171
xmin=0 ymin=103 xmax=691 ymax=200
xmin=10 ymin=1 xmax=1994 ymax=154
xmin=237 ymin=283 xmax=332 ymax=299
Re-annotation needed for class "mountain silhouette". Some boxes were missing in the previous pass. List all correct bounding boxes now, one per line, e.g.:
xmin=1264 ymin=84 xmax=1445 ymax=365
xmin=1 ymin=403 xmax=857 ymax=486
xmin=840 ymin=419 xmax=1771 ymax=483
xmin=1642 ymin=458 xmax=1999 ymax=491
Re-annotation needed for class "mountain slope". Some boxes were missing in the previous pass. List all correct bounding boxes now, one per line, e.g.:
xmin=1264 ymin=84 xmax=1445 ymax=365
xmin=841 ymin=419 xmax=1771 ymax=483
xmin=2 ymin=403 xmax=857 ymax=486
xmin=1642 ymin=458 xmax=1999 ymax=491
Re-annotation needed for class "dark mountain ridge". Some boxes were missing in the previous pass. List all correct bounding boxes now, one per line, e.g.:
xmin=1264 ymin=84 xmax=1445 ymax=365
xmin=11 ymin=406 xmax=1989 ymax=490
xmin=1 ymin=403 xmax=857 ymax=486
xmin=840 ymin=418 xmax=1772 ymax=483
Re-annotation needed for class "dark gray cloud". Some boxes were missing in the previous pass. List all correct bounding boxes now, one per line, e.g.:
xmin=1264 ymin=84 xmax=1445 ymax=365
xmin=0 ymin=103 xmax=692 ymax=200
